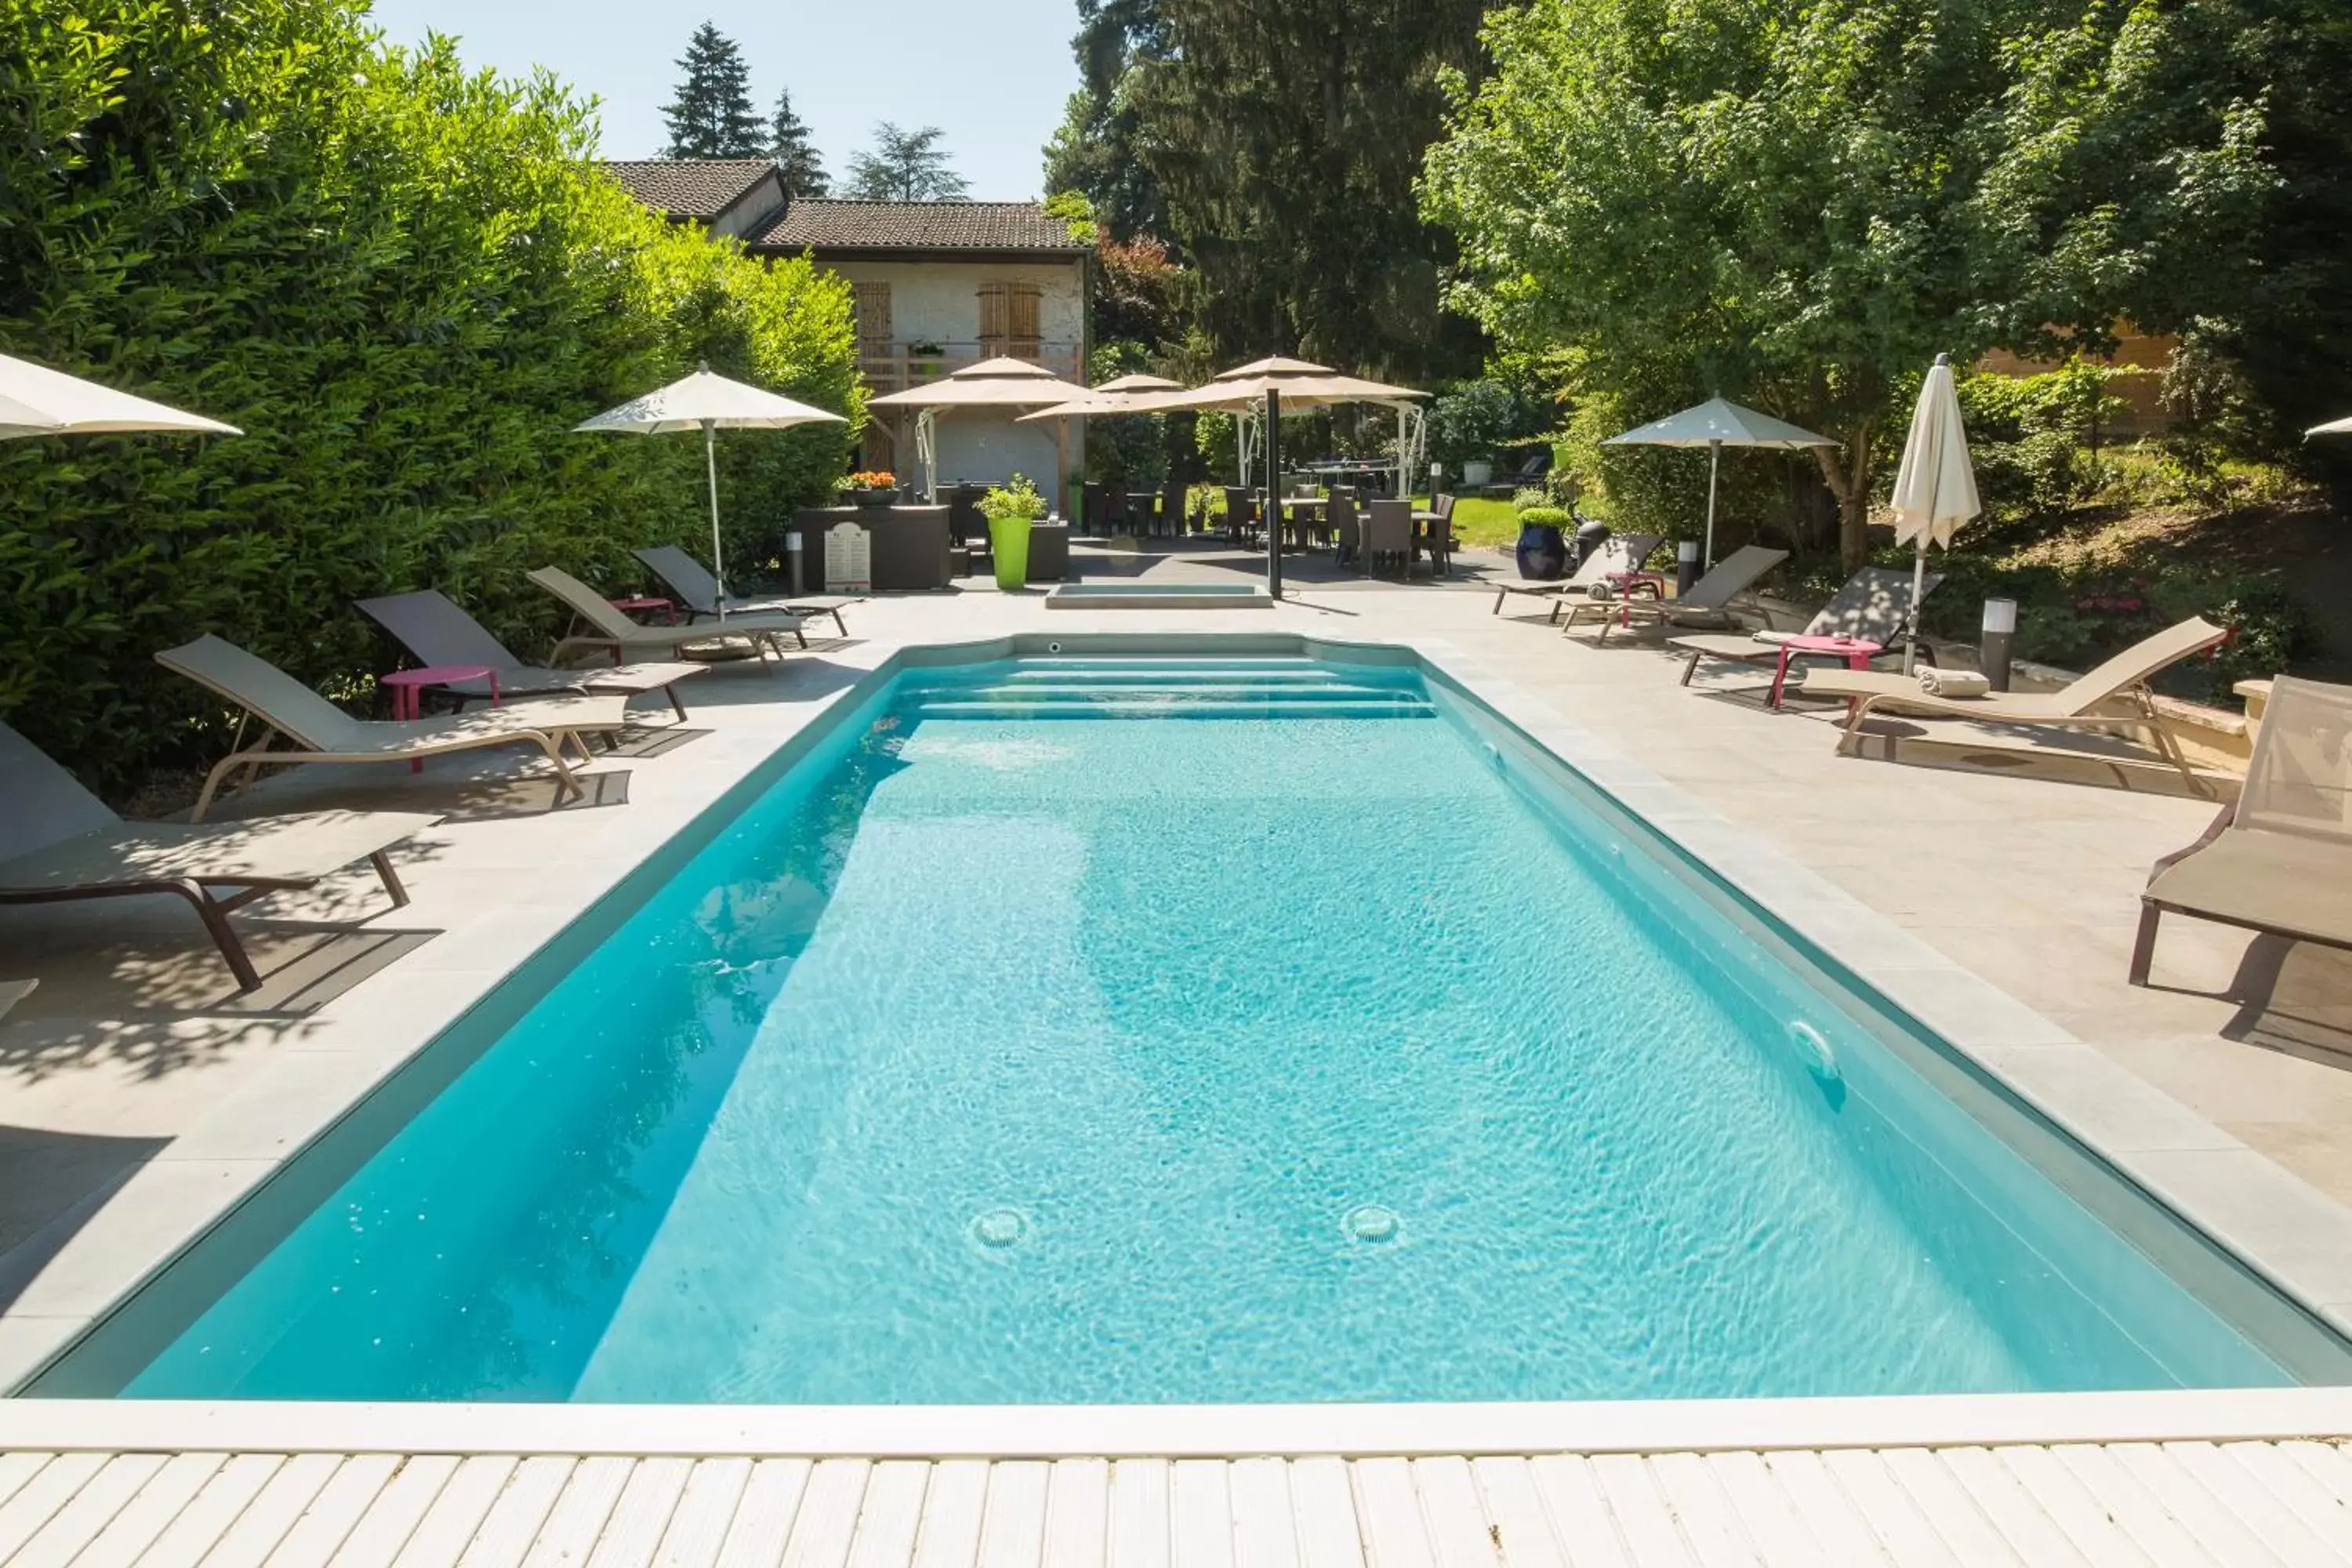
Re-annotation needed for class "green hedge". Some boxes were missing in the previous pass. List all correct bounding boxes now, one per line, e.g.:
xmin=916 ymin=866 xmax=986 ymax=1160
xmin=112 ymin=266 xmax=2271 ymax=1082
xmin=0 ymin=0 xmax=860 ymax=795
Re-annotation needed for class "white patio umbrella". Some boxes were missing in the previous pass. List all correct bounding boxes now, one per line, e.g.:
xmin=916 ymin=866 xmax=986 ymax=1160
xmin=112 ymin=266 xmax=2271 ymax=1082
xmin=1886 ymin=354 xmax=1982 ymax=675
xmin=1014 ymin=372 xmax=1185 ymax=423
xmin=0 ymin=351 xmax=240 ymax=439
xmin=1602 ymin=397 xmax=1836 ymax=570
xmin=574 ymin=363 xmax=844 ymax=622
xmin=868 ymin=357 xmax=1091 ymax=502
xmin=2307 ymin=414 xmax=2352 ymax=437
xmin=1126 ymin=358 xmax=1428 ymax=594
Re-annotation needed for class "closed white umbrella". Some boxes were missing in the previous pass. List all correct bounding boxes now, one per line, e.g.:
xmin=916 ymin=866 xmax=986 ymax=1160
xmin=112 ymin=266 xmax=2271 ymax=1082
xmin=1886 ymin=354 xmax=1981 ymax=674
xmin=2307 ymin=415 xmax=2352 ymax=437
xmin=0 ymin=352 xmax=239 ymax=439
xmin=1602 ymin=397 xmax=1836 ymax=570
xmin=575 ymin=364 xmax=845 ymax=622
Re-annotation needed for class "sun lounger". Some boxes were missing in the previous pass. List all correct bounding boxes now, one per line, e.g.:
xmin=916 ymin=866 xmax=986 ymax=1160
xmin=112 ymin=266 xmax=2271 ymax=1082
xmin=356 ymin=590 xmax=706 ymax=723
xmin=1671 ymin=565 xmax=1944 ymax=694
xmin=527 ymin=567 xmax=807 ymax=665
xmin=0 ymin=720 xmax=436 ymax=990
xmin=2132 ymin=675 xmax=2352 ymax=983
xmin=1561 ymin=544 xmax=1790 ymax=644
xmin=632 ymin=545 xmax=855 ymax=637
xmin=0 ymin=978 xmax=35 ymax=1022
xmin=157 ymin=634 xmax=630 ymax=820
xmin=1490 ymin=534 xmax=1664 ymax=622
xmin=1796 ymin=615 xmax=2227 ymax=794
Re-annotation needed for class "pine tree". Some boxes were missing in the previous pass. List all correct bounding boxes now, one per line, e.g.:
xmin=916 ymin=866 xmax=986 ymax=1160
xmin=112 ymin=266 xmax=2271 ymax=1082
xmin=844 ymin=124 xmax=970 ymax=201
xmin=660 ymin=22 xmax=763 ymax=158
xmin=769 ymin=88 xmax=829 ymax=196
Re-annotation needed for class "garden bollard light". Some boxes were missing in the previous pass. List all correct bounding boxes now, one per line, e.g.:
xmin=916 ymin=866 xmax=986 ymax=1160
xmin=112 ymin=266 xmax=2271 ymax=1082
xmin=1980 ymin=597 xmax=2016 ymax=691
xmin=1677 ymin=539 xmax=1699 ymax=596
xmin=786 ymin=530 xmax=804 ymax=596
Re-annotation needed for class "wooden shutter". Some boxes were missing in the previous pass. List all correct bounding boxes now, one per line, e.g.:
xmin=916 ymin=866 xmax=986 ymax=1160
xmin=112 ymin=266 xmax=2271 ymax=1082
xmin=853 ymin=281 xmax=892 ymax=352
xmin=977 ymin=281 xmax=1008 ymax=356
xmin=1007 ymin=284 xmax=1042 ymax=358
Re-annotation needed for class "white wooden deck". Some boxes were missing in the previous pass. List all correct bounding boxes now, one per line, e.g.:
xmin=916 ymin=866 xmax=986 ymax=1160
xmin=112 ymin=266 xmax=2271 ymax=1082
xmin=4 ymin=1436 xmax=2352 ymax=1566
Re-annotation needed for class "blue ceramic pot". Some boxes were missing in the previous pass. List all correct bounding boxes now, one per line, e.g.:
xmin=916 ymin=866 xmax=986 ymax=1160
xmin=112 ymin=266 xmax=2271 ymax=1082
xmin=1515 ymin=521 xmax=1568 ymax=579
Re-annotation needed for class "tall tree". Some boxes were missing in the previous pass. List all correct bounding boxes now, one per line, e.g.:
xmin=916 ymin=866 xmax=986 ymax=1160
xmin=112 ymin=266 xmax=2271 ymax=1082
xmin=1042 ymin=0 xmax=1171 ymax=242
xmin=768 ymin=87 xmax=829 ymax=196
xmin=1068 ymin=0 xmax=1489 ymax=382
xmin=1423 ymin=0 xmax=2288 ymax=567
xmin=660 ymin=22 xmax=762 ymax=158
xmin=844 ymin=124 xmax=969 ymax=201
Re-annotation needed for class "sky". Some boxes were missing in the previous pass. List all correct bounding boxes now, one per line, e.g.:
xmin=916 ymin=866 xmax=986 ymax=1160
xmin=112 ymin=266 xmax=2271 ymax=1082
xmin=365 ymin=0 xmax=1082 ymax=201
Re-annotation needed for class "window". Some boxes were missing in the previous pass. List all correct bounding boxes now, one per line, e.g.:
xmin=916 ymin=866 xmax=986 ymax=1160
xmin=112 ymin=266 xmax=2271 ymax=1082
xmin=978 ymin=281 xmax=1043 ymax=359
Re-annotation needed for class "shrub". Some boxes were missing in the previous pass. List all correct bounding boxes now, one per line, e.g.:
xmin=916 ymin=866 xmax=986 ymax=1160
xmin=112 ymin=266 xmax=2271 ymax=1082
xmin=1958 ymin=365 xmax=2119 ymax=524
xmin=979 ymin=474 xmax=1047 ymax=522
xmin=1511 ymin=487 xmax=1549 ymax=513
xmin=0 ymin=0 xmax=859 ymax=795
xmin=1428 ymin=377 xmax=1551 ymax=467
xmin=1514 ymin=506 xmax=1570 ymax=528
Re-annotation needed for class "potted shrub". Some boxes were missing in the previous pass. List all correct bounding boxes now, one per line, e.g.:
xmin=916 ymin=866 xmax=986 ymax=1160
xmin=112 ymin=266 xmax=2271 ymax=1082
xmin=838 ymin=470 xmax=898 ymax=508
xmin=907 ymin=341 xmax=947 ymax=379
xmin=979 ymin=473 xmax=1047 ymax=589
xmin=1513 ymin=502 xmax=1572 ymax=580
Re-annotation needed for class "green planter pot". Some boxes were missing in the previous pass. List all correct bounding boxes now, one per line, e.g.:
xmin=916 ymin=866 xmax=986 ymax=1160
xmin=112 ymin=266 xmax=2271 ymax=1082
xmin=989 ymin=515 xmax=1033 ymax=590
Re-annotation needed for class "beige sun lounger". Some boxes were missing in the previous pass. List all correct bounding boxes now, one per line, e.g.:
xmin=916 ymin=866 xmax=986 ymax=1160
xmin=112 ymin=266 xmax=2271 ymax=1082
xmin=0 ymin=720 xmax=436 ymax=991
xmin=1561 ymin=544 xmax=1790 ymax=644
xmin=1796 ymin=615 xmax=2227 ymax=795
xmin=1490 ymin=533 xmax=1664 ymax=622
xmin=0 ymin=978 xmax=35 ymax=1022
xmin=1670 ymin=565 xmax=1944 ymax=697
xmin=157 ymin=634 xmax=631 ymax=820
xmin=2132 ymin=675 xmax=2352 ymax=984
xmin=528 ymin=567 xmax=806 ymax=666
xmin=632 ymin=545 xmax=855 ymax=637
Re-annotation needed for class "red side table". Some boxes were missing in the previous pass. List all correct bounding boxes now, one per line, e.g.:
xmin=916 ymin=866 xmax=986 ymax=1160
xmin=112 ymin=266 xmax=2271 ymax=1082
xmin=1605 ymin=570 xmax=1671 ymax=626
xmin=607 ymin=595 xmax=677 ymax=624
xmin=1769 ymin=634 xmax=1882 ymax=710
xmin=382 ymin=665 xmax=497 ymax=770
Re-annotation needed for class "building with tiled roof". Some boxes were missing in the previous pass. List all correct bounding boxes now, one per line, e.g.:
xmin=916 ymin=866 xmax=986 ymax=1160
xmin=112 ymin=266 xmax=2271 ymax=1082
xmin=755 ymin=200 xmax=1089 ymax=260
xmin=603 ymin=160 xmax=1091 ymax=483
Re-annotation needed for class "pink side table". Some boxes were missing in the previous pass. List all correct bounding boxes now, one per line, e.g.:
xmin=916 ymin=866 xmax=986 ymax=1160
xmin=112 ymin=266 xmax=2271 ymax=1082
xmin=1769 ymin=634 xmax=1882 ymax=710
xmin=607 ymin=595 xmax=677 ymax=625
xmin=1605 ymin=570 xmax=1670 ymax=626
xmin=382 ymin=664 xmax=497 ymax=771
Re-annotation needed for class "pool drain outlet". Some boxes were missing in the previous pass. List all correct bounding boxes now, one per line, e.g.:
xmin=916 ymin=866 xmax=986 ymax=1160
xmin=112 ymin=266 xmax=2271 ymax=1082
xmin=1345 ymin=1204 xmax=1400 ymax=1243
xmin=970 ymin=1208 xmax=1028 ymax=1248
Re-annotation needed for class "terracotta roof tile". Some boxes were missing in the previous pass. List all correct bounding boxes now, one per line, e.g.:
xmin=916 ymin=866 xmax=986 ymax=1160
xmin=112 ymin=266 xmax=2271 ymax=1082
xmin=600 ymin=160 xmax=775 ymax=220
xmin=755 ymin=200 xmax=1087 ymax=253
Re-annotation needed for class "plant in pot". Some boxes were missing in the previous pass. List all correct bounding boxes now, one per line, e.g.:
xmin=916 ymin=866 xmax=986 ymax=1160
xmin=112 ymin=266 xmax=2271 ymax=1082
xmin=908 ymin=341 xmax=946 ymax=379
xmin=1513 ymin=500 xmax=1573 ymax=580
xmin=838 ymin=470 xmax=898 ymax=508
xmin=978 ymin=473 xmax=1047 ymax=590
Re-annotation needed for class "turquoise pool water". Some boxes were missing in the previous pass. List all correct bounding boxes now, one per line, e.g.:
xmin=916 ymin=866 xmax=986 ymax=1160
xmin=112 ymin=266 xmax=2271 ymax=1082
xmin=58 ymin=655 xmax=2346 ymax=1401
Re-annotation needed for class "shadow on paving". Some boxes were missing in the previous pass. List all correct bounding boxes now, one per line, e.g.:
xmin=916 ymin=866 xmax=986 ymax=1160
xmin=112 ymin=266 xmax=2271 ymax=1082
xmin=0 ymin=1123 xmax=172 ymax=1312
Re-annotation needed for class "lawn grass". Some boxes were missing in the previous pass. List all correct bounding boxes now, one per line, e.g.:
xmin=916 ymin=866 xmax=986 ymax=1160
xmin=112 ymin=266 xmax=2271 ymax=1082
xmin=1443 ymin=496 xmax=1520 ymax=550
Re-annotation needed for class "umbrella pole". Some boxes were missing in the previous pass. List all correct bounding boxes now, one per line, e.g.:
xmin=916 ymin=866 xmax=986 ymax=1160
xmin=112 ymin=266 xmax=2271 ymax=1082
xmin=1904 ymin=540 xmax=1928 ymax=677
xmin=1265 ymin=387 xmax=1283 ymax=599
xmin=703 ymin=419 xmax=726 ymax=625
xmin=1704 ymin=441 xmax=1721 ymax=572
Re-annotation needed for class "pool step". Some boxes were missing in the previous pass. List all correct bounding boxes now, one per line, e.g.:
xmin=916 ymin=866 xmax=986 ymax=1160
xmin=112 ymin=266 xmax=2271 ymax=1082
xmin=906 ymin=697 xmax=1436 ymax=720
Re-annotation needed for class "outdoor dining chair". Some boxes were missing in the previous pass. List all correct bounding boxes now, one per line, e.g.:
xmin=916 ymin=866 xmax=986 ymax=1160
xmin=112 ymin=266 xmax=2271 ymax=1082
xmin=1364 ymin=499 xmax=1414 ymax=577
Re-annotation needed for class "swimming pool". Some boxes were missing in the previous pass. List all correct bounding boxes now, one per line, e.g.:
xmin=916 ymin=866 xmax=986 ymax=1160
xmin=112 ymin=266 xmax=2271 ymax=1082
xmin=37 ymin=651 xmax=2352 ymax=1403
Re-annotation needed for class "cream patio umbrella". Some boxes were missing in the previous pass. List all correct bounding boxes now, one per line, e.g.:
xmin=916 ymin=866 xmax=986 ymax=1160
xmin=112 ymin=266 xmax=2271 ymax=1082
xmin=1126 ymin=358 xmax=1428 ymax=595
xmin=2307 ymin=415 xmax=2352 ymax=437
xmin=867 ymin=356 xmax=1091 ymax=503
xmin=0 ymin=351 xmax=240 ymax=439
xmin=1602 ymin=397 xmax=1837 ymax=571
xmin=1886 ymin=354 xmax=1982 ymax=674
xmin=574 ymin=363 xmax=844 ymax=624
xmin=1016 ymin=371 xmax=1186 ymax=423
